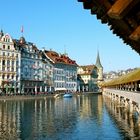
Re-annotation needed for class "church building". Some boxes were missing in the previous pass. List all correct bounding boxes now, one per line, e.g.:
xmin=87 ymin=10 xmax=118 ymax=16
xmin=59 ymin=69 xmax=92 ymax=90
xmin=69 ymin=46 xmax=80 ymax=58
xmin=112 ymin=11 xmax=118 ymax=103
xmin=77 ymin=52 xmax=103 ymax=92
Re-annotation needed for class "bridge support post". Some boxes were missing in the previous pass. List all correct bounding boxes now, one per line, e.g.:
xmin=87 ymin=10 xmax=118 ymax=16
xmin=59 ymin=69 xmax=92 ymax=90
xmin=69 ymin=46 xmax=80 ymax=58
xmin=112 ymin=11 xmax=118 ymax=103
xmin=128 ymin=100 xmax=134 ymax=114
xmin=116 ymin=95 xmax=120 ymax=105
xmin=124 ymin=99 xmax=129 ymax=110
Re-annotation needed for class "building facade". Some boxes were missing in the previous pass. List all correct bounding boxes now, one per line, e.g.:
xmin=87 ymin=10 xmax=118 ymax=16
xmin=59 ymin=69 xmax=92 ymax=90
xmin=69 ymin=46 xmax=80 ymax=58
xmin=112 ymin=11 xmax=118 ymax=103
xmin=14 ymin=37 xmax=54 ymax=94
xmin=77 ymin=65 xmax=98 ymax=92
xmin=0 ymin=31 xmax=79 ymax=94
xmin=0 ymin=30 xmax=20 ymax=94
xmin=77 ymin=52 xmax=103 ymax=92
xmin=45 ymin=50 xmax=77 ymax=92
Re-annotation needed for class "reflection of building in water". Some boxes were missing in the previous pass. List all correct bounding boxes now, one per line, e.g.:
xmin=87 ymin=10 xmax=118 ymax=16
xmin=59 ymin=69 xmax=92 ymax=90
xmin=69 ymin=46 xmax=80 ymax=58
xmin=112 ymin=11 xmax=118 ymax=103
xmin=0 ymin=101 xmax=21 ymax=139
xmin=76 ymin=95 xmax=103 ymax=124
xmin=0 ymin=95 xmax=104 ymax=139
xmin=32 ymin=98 xmax=78 ymax=139
xmin=104 ymin=96 xmax=140 ymax=139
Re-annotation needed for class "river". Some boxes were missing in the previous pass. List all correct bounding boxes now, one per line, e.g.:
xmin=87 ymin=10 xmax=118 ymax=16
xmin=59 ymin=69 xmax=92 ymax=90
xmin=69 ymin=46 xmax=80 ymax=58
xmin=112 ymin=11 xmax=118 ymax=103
xmin=0 ymin=94 xmax=139 ymax=140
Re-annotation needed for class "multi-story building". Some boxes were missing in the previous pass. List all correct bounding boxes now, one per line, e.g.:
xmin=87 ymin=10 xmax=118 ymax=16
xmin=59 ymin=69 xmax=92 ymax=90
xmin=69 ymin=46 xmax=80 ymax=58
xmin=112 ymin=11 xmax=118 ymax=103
xmin=77 ymin=65 xmax=98 ymax=92
xmin=77 ymin=52 xmax=103 ymax=92
xmin=45 ymin=50 xmax=77 ymax=92
xmin=0 ymin=30 xmax=20 ymax=94
xmin=42 ymin=50 xmax=54 ymax=92
xmin=14 ymin=37 xmax=51 ymax=94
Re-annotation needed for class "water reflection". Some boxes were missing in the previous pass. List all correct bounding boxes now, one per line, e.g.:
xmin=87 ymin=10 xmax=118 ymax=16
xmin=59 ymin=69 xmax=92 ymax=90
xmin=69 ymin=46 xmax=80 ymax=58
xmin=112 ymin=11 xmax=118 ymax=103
xmin=104 ymin=96 xmax=140 ymax=140
xmin=0 ymin=94 xmax=135 ymax=140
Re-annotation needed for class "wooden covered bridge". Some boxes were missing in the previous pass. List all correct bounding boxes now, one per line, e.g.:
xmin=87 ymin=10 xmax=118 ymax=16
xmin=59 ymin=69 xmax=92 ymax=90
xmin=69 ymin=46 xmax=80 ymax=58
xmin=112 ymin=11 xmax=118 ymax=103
xmin=78 ymin=0 xmax=140 ymax=54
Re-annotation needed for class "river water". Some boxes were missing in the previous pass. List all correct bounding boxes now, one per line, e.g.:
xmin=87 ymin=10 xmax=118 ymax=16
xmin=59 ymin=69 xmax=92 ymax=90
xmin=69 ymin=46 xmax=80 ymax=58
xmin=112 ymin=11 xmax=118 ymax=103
xmin=0 ymin=94 xmax=140 ymax=140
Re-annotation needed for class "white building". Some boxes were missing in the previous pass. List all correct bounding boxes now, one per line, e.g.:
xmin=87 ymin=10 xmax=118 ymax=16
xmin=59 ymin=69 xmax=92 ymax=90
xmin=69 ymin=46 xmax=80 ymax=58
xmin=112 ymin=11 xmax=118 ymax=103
xmin=0 ymin=30 xmax=20 ymax=94
xmin=14 ymin=37 xmax=45 ymax=94
xmin=77 ymin=65 xmax=98 ymax=92
xmin=45 ymin=50 xmax=77 ymax=92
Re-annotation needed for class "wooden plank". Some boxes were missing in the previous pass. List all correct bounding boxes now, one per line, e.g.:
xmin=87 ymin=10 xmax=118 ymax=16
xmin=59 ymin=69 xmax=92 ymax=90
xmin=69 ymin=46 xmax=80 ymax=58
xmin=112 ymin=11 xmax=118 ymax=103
xmin=129 ymin=25 xmax=140 ymax=41
xmin=107 ymin=0 xmax=138 ymax=19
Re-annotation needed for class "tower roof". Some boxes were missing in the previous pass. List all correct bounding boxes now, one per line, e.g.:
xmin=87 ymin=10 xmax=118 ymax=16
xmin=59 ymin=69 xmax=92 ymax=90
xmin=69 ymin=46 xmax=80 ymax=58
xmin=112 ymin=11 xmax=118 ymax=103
xmin=95 ymin=51 xmax=103 ymax=68
xmin=0 ymin=29 xmax=4 ymax=38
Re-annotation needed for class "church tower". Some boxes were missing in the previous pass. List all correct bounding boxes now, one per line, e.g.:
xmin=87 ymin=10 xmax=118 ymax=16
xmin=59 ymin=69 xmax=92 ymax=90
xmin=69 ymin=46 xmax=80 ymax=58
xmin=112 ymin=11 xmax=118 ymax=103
xmin=95 ymin=51 xmax=103 ymax=81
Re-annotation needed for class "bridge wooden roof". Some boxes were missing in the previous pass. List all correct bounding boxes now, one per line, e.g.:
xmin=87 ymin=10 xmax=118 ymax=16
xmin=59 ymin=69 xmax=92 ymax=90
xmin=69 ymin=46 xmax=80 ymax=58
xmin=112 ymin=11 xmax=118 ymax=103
xmin=78 ymin=0 xmax=140 ymax=54
xmin=101 ymin=68 xmax=140 ymax=86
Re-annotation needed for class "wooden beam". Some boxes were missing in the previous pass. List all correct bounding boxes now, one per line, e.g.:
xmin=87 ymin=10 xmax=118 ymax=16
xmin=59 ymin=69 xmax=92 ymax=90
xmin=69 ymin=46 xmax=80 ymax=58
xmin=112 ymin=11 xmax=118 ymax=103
xmin=107 ymin=0 xmax=139 ymax=19
xmin=129 ymin=25 xmax=140 ymax=41
xmin=83 ymin=2 xmax=94 ymax=9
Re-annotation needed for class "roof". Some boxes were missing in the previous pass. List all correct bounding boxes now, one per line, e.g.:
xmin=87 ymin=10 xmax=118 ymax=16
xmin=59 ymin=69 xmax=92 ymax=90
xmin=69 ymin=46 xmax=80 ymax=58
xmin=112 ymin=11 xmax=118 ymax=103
xmin=78 ymin=0 xmax=140 ymax=55
xmin=78 ymin=65 xmax=97 ymax=75
xmin=101 ymin=68 xmax=140 ymax=86
xmin=13 ymin=38 xmax=39 ymax=52
xmin=44 ymin=50 xmax=78 ymax=66
xmin=95 ymin=51 xmax=103 ymax=68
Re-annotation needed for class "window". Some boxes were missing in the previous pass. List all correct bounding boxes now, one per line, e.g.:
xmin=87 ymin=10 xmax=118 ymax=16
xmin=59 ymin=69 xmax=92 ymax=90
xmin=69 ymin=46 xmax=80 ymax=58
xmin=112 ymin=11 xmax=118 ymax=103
xmin=7 ymin=60 xmax=10 ymax=66
xmin=3 ymin=45 xmax=5 ymax=49
xmin=2 ymin=67 xmax=5 ymax=71
xmin=7 ymin=75 xmax=9 ymax=79
xmin=7 ymin=67 xmax=10 ymax=71
xmin=8 ymin=46 xmax=10 ymax=49
xmin=2 ymin=60 xmax=5 ymax=65
xmin=2 ymin=75 xmax=5 ymax=79
xmin=12 ymin=61 xmax=14 ymax=66
xmin=12 ymin=67 xmax=14 ymax=71
xmin=12 ymin=75 xmax=14 ymax=79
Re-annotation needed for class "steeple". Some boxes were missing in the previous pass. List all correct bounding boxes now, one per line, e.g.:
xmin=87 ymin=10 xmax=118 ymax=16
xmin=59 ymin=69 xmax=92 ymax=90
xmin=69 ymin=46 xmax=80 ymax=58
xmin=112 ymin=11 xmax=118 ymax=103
xmin=0 ymin=29 xmax=4 ymax=38
xmin=95 ymin=51 xmax=103 ymax=68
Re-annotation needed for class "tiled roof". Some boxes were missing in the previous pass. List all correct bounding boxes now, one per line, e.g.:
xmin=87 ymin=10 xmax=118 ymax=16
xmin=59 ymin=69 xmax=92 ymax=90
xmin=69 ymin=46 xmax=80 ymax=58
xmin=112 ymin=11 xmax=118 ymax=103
xmin=45 ymin=50 xmax=77 ymax=66
xmin=79 ymin=65 xmax=97 ymax=75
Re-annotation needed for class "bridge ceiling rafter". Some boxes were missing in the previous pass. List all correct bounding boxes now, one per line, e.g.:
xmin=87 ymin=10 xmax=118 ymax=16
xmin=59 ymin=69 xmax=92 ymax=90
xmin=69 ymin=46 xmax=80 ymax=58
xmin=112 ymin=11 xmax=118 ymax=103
xmin=78 ymin=0 xmax=140 ymax=54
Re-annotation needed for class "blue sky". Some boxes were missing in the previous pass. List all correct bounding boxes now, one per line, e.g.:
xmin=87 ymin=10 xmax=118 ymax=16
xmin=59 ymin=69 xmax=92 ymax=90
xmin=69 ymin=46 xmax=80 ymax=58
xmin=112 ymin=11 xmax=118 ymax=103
xmin=1 ymin=0 xmax=140 ymax=72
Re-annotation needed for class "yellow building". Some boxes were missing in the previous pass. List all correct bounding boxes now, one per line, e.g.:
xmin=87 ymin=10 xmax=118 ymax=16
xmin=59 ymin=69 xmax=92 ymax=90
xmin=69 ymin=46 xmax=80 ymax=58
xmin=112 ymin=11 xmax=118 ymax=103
xmin=77 ymin=65 xmax=98 ymax=92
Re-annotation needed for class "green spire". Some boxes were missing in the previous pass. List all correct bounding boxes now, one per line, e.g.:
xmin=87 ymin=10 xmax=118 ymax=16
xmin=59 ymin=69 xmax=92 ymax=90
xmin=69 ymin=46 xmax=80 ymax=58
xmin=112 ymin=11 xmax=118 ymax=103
xmin=0 ymin=29 xmax=4 ymax=37
xmin=95 ymin=51 xmax=103 ymax=68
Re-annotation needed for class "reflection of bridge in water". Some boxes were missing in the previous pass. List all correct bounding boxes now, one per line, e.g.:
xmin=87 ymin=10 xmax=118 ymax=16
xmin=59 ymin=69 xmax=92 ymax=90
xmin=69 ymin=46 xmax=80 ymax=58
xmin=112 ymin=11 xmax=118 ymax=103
xmin=104 ymin=96 xmax=140 ymax=139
